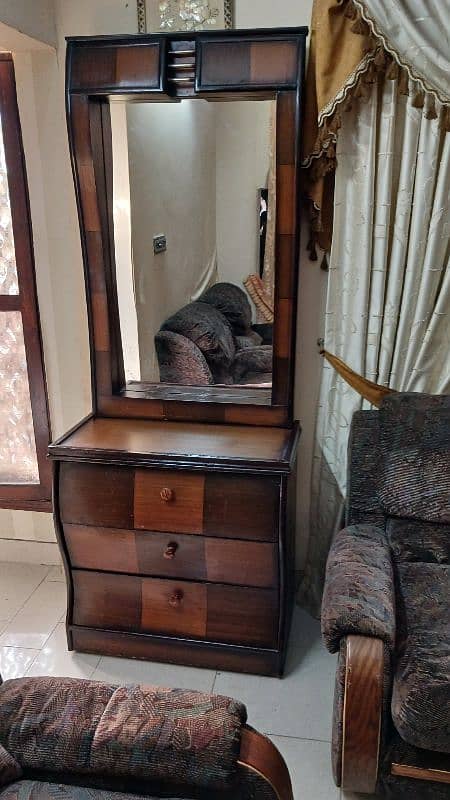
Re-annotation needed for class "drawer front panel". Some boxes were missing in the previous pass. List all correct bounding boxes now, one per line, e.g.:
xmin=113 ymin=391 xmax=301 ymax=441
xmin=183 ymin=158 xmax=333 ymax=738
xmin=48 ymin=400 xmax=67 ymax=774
xmin=64 ymin=524 xmax=277 ymax=587
xmin=60 ymin=463 xmax=280 ymax=541
xmin=134 ymin=470 xmax=204 ymax=534
xmin=72 ymin=570 xmax=278 ymax=647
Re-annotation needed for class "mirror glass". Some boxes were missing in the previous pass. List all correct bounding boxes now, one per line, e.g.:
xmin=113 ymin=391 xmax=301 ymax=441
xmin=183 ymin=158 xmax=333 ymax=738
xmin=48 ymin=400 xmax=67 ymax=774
xmin=110 ymin=97 xmax=276 ymax=403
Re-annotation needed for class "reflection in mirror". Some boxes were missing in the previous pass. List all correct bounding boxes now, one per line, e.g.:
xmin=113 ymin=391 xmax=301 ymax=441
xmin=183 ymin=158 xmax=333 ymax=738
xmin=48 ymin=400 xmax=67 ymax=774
xmin=111 ymin=97 xmax=276 ymax=403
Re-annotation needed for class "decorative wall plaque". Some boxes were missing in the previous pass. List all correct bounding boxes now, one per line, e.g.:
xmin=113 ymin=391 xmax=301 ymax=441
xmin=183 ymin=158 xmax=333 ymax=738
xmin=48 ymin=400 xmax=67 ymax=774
xmin=142 ymin=0 xmax=233 ymax=33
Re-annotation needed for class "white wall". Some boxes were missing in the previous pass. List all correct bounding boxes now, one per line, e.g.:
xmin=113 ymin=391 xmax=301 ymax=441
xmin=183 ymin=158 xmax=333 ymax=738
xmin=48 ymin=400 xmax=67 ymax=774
xmin=0 ymin=0 xmax=57 ymax=49
xmin=126 ymin=100 xmax=217 ymax=381
xmin=0 ymin=0 xmax=324 ymax=570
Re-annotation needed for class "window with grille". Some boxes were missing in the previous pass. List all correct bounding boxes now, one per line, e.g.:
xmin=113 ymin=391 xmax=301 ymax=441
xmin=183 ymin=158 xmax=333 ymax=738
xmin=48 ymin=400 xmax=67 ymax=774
xmin=0 ymin=54 xmax=51 ymax=511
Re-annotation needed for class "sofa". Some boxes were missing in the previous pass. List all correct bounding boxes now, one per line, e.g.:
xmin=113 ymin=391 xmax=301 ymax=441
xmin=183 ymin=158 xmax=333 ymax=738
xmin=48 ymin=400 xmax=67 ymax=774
xmin=321 ymin=393 xmax=450 ymax=797
xmin=0 ymin=675 xmax=292 ymax=800
xmin=155 ymin=283 xmax=273 ymax=386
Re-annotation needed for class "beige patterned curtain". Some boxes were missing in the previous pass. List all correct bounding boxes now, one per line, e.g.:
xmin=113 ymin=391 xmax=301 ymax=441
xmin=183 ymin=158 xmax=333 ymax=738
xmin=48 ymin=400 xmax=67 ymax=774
xmin=299 ymin=64 xmax=450 ymax=618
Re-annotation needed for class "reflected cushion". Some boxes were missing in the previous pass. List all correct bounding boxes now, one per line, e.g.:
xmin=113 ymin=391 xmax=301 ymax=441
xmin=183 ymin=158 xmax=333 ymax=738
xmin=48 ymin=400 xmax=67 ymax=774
xmin=200 ymin=283 xmax=252 ymax=335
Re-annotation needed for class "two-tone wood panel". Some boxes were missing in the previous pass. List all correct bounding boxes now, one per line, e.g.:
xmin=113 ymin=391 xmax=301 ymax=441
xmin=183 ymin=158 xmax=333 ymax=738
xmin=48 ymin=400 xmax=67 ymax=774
xmin=197 ymin=35 xmax=300 ymax=91
xmin=66 ymin=30 xmax=306 ymax=426
xmin=69 ymin=41 xmax=164 ymax=93
xmin=59 ymin=462 xmax=280 ymax=540
xmin=72 ymin=570 xmax=278 ymax=647
xmin=64 ymin=524 xmax=277 ymax=587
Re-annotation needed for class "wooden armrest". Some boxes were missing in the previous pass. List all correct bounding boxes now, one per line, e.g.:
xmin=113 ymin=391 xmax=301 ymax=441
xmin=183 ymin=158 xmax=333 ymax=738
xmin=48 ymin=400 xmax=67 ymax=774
xmin=239 ymin=726 xmax=293 ymax=800
xmin=342 ymin=635 xmax=384 ymax=794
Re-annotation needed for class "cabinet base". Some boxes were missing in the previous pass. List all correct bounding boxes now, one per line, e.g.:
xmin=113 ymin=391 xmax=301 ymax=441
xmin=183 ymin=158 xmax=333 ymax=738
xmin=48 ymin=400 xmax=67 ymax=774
xmin=70 ymin=625 xmax=285 ymax=677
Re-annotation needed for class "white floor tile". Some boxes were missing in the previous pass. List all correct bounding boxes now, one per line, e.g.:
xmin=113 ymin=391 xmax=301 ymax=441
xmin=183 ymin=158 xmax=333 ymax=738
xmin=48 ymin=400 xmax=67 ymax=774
xmin=214 ymin=607 xmax=336 ymax=740
xmin=93 ymin=655 xmax=216 ymax=693
xmin=45 ymin=565 xmax=65 ymax=582
xmin=0 ymin=579 xmax=66 ymax=649
xmin=271 ymin=735 xmax=340 ymax=799
xmin=0 ymin=646 xmax=39 ymax=679
xmin=0 ymin=562 xmax=49 ymax=621
xmin=26 ymin=623 xmax=100 ymax=679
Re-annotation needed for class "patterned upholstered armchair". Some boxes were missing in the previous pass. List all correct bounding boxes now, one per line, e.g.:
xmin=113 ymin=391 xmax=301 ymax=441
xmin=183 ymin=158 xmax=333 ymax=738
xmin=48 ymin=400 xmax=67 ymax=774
xmin=0 ymin=677 xmax=292 ymax=800
xmin=321 ymin=393 xmax=450 ymax=798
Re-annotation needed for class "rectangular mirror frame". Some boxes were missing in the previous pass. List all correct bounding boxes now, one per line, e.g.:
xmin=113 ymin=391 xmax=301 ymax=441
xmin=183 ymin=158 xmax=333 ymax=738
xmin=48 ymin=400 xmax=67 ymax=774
xmin=66 ymin=27 xmax=307 ymax=427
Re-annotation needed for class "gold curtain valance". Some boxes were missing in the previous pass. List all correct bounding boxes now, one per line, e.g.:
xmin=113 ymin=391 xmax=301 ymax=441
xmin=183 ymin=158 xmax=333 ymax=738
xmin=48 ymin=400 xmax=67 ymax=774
xmin=302 ymin=0 xmax=450 ymax=260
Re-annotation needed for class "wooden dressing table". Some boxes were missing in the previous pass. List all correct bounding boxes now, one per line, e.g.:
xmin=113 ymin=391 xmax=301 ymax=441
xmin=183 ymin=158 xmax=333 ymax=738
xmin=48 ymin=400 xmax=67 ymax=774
xmin=49 ymin=27 xmax=307 ymax=676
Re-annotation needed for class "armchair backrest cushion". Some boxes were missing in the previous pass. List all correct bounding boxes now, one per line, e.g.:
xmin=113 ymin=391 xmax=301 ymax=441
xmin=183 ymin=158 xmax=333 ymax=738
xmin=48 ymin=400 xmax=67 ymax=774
xmin=346 ymin=410 xmax=384 ymax=528
xmin=378 ymin=393 xmax=450 ymax=524
xmin=0 ymin=678 xmax=246 ymax=793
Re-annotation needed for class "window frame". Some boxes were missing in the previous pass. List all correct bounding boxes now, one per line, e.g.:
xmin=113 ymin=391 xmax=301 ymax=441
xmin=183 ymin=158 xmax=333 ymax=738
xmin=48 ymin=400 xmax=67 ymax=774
xmin=0 ymin=53 xmax=52 ymax=511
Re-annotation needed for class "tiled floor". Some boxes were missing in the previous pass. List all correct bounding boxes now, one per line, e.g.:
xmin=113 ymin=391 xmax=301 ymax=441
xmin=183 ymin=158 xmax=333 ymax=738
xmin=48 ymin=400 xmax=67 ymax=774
xmin=0 ymin=562 xmax=376 ymax=799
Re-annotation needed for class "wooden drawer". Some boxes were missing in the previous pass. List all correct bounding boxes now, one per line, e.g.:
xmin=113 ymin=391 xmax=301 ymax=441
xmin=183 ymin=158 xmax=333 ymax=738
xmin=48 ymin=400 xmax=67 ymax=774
xmin=65 ymin=524 xmax=277 ymax=588
xmin=72 ymin=570 xmax=278 ymax=647
xmin=60 ymin=462 xmax=279 ymax=540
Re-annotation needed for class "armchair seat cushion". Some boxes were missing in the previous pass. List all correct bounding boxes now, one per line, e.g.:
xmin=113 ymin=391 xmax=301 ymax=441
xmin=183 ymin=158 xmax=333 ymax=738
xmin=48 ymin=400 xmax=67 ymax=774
xmin=388 ymin=517 xmax=450 ymax=565
xmin=0 ymin=783 xmax=165 ymax=800
xmin=392 ymin=563 xmax=450 ymax=753
xmin=0 ymin=679 xmax=246 ymax=792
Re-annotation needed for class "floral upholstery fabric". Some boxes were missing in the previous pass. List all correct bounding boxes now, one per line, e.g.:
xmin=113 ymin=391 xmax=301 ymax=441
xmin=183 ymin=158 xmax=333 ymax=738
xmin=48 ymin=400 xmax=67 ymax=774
xmin=321 ymin=524 xmax=396 ymax=654
xmin=378 ymin=393 xmax=450 ymax=524
xmin=392 ymin=563 xmax=450 ymax=754
xmin=345 ymin=411 xmax=385 ymax=528
xmin=0 ymin=784 xmax=163 ymax=800
xmin=0 ymin=679 xmax=246 ymax=793
xmin=388 ymin=517 xmax=450 ymax=564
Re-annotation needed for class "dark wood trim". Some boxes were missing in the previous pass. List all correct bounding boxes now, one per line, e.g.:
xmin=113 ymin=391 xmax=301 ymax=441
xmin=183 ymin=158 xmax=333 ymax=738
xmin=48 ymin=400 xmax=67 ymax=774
xmin=65 ymin=30 xmax=306 ymax=427
xmin=239 ymin=726 xmax=294 ymax=800
xmin=0 ymin=55 xmax=52 ymax=509
xmin=52 ymin=461 xmax=74 ymax=646
xmin=341 ymin=635 xmax=384 ymax=794
xmin=70 ymin=624 xmax=281 ymax=676
xmin=391 ymin=764 xmax=450 ymax=785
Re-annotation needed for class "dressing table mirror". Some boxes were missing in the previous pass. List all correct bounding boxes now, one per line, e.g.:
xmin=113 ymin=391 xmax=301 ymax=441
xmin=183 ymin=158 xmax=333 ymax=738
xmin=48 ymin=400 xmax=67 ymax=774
xmin=49 ymin=27 xmax=307 ymax=677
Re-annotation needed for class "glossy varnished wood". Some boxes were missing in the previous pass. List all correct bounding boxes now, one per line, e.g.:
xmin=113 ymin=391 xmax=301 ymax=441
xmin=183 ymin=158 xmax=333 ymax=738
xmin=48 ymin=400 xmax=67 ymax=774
xmin=71 ymin=625 xmax=281 ymax=676
xmin=64 ymin=525 xmax=277 ymax=587
xmin=49 ymin=416 xmax=299 ymax=472
xmin=72 ymin=569 xmax=278 ymax=647
xmin=342 ymin=635 xmax=384 ymax=794
xmin=65 ymin=29 xmax=306 ymax=426
xmin=239 ymin=726 xmax=294 ymax=800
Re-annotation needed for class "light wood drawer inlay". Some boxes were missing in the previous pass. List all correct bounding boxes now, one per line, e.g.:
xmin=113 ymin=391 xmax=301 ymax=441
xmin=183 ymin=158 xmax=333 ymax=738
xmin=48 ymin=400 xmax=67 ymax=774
xmin=134 ymin=469 xmax=205 ymax=534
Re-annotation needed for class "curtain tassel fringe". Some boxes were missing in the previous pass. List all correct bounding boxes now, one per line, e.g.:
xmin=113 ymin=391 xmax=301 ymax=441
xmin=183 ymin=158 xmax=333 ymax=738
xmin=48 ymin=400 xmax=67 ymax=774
xmin=344 ymin=2 xmax=358 ymax=20
xmin=442 ymin=105 xmax=450 ymax=132
xmin=386 ymin=59 xmax=399 ymax=80
xmin=412 ymin=88 xmax=425 ymax=108
xmin=425 ymin=95 xmax=438 ymax=120
xmin=398 ymin=69 xmax=409 ymax=96
xmin=350 ymin=16 xmax=370 ymax=35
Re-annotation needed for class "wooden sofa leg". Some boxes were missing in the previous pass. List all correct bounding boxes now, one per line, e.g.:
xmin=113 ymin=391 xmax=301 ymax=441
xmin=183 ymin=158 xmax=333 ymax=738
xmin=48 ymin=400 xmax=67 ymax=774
xmin=342 ymin=635 xmax=384 ymax=794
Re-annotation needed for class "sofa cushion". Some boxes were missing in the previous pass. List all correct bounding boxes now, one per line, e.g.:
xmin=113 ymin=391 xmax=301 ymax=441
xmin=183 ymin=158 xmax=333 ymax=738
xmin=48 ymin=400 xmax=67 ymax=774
xmin=0 ymin=783 xmax=163 ymax=800
xmin=388 ymin=518 xmax=450 ymax=565
xmin=392 ymin=563 xmax=450 ymax=753
xmin=379 ymin=731 xmax=450 ymax=799
xmin=0 ymin=679 xmax=246 ymax=792
xmin=160 ymin=302 xmax=235 ymax=380
xmin=378 ymin=393 xmax=450 ymax=524
xmin=200 ymin=283 xmax=252 ymax=335
xmin=155 ymin=330 xmax=213 ymax=386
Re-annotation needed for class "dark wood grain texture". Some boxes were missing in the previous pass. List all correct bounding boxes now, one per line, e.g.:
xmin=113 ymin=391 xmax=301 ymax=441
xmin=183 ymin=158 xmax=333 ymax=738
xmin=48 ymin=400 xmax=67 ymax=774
xmin=391 ymin=764 xmax=450 ymax=785
xmin=341 ymin=635 xmax=384 ymax=793
xmin=65 ymin=29 xmax=306 ymax=426
xmin=72 ymin=569 xmax=278 ymax=647
xmin=71 ymin=625 xmax=281 ymax=675
xmin=239 ymin=726 xmax=294 ymax=800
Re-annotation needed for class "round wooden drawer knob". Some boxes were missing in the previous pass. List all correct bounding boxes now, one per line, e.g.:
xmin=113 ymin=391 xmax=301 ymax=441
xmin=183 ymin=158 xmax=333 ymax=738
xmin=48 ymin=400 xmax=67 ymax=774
xmin=164 ymin=542 xmax=178 ymax=560
xmin=169 ymin=590 xmax=183 ymax=608
xmin=160 ymin=487 xmax=174 ymax=502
